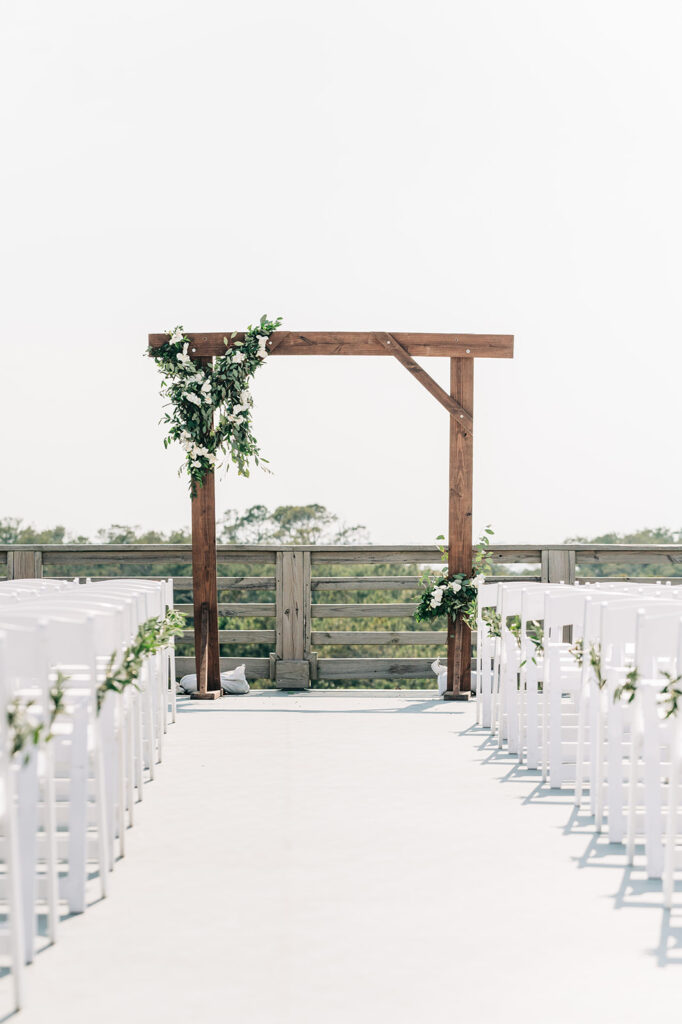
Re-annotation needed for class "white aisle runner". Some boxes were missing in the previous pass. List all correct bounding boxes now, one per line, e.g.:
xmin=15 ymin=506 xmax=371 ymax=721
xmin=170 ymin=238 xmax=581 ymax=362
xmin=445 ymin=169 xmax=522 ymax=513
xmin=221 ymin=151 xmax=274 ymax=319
xmin=7 ymin=693 xmax=681 ymax=1023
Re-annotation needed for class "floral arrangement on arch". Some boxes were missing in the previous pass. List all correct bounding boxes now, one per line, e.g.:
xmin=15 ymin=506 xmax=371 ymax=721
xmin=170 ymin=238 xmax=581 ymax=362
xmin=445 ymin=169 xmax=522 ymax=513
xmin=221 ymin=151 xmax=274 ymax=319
xmin=148 ymin=314 xmax=282 ymax=492
xmin=414 ymin=526 xmax=494 ymax=631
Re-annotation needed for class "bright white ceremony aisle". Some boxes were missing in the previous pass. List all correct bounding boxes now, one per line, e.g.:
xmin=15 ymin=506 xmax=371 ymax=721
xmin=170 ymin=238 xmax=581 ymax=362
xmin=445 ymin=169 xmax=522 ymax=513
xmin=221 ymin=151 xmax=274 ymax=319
xmin=1 ymin=692 xmax=680 ymax=1024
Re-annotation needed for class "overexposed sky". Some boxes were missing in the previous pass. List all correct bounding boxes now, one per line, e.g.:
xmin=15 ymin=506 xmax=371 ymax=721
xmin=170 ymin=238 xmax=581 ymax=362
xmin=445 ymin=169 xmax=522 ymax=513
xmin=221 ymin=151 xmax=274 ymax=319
xmin=1 ymin=0 xmax=680 ymax=544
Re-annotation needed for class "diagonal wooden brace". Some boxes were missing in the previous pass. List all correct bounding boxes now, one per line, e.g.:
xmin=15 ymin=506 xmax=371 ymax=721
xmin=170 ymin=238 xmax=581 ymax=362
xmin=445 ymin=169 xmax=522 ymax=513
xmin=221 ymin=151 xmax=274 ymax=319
xmin=377 ymin=333 xmax=474 ymax=431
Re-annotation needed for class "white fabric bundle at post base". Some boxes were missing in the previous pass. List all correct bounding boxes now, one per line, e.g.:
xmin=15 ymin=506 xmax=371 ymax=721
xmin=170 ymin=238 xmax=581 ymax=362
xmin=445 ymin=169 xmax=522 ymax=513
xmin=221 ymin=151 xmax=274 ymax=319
xmin=431 ymin=658 xmax=448 ymax=695
xmin=179 ymin=665 xmax=250 ymax=695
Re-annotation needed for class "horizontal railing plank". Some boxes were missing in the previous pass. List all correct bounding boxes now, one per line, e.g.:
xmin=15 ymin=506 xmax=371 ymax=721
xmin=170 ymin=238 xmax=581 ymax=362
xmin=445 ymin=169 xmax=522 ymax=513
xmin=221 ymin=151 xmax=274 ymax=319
xmin=175 ymin=656 xmax=270 ymax=680
xmin=318 ymin=658 xmax=435 ymax=680
xmin=312 ymin=630 xmax=446 ymax=645
xmin=181 ymin=630 xmax=276 ymax=643
xmin=3 ymin=542 xmax=680 ymax=567
xmin=176 ymin=603 xmax=276 ymax=616
xmin=311 ymin=603 xmax=417 ymax=618
xmin=312 ymin=576 xmax=422 ymax=591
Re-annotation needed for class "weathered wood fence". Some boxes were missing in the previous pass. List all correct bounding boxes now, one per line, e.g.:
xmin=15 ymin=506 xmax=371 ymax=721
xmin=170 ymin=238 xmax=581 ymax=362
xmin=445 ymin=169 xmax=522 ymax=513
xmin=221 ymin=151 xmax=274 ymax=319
xmin=2 ymin=543 xmax=681 ymax=687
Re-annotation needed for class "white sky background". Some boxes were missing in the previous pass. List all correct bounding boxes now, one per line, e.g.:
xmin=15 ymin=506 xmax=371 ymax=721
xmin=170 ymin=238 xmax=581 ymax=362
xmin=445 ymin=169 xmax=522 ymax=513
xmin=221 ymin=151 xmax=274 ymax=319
xmin=1 ymin=0 xmax=680 ymax=544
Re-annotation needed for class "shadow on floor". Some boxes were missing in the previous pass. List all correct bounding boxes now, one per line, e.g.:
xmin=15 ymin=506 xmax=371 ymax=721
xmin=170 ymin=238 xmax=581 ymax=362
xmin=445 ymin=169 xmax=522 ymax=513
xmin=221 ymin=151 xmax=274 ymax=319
xmin=457 ymin=711 xmax=682 ymax=967
xmin=176 ymin=699 xmax=463 ymax=717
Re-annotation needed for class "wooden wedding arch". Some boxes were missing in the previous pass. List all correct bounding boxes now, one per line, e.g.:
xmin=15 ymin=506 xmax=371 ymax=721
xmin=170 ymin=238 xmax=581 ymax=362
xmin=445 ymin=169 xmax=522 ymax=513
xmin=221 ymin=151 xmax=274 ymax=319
xmin=148 ymin=330 xmax=514 ymax=698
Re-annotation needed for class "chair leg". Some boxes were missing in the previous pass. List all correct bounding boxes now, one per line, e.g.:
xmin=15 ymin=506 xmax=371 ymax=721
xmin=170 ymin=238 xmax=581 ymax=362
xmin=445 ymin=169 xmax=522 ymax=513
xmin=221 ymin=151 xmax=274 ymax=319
xmin=43 ymin=744 xmax=60 ymax=944
xmin=66 ymin=700 xmax=88 ymax=914
xmin=4 ymin=756 xmax=25 ymax=1012
xmin=664 ymin=741 xmax=679 ymax=909
xmin=575 ymin=685 xmax=587 ymax=807
xmin=17 ymin=754 xmax=38 ymax=965
xmin=626 ymin=732 xmax=639 ymax=865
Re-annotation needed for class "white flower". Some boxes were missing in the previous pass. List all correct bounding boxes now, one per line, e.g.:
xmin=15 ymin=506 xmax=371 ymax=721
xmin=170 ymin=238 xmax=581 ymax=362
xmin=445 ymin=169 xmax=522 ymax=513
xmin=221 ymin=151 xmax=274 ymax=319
xmin=191 ymin=459 xmax=201 ymax=468
xmin=231 ymin=350 xmax=245 ymax=364
xmin=201 ymin=379 xmax=212 ymax=393
xmin=256 ymin=333 xmax=268 ymax=343
xmin=240 ymin=389 xmax=251 ymax=404
xmin=185 ymin=392 xmax=202 ymax=407
xmin=472 ymin=574 xmax=486 ymax=588
xmin=169 ymin=328 xmax=184 ymax=345
xmin=449 ymin=581 xmax=462 ymax=594
xmin=176 ymin=342 xmax=192 ymax=366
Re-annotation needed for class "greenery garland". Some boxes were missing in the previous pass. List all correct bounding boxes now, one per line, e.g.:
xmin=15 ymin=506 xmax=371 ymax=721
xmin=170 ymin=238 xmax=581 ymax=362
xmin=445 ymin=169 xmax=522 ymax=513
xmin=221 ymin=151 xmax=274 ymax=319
xmin=148 ymin=315 xmax=283 ymax=492
xmin=613 ymin=666 xmax=682 ymax=719
xmin=414 ymin=527 xmax=494 ymax=632
xmin=7 ymin=671 xmax=69 ymax=763
xmin=96 ymin=609 xmax=186 ymax=713
xmin=571 ymin=639 xmax=607 ymax=689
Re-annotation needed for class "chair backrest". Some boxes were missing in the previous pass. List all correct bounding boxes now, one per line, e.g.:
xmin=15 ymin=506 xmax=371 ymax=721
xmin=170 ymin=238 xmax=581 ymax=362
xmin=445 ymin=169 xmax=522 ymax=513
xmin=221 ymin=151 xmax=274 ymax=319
xmin=0 ymin=605 xmax=117 ymax=669
xmin=634 ymin=609 xmax=682 ymax=679
xmin=0 ymin=621 xmax=49 ymax=706
xmin=543 ymin=589 xmax=587 ymax=642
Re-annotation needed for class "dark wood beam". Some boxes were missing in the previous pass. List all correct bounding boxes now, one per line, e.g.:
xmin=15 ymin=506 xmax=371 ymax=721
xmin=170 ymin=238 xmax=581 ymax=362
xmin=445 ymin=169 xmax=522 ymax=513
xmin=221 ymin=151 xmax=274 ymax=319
xmin=148 ymin=331 xmax=514 ymax=359
xmin=444 ymin=357 xmax=474 ymax=700
xmin=376 ymin=333 xmax=474 ymax=430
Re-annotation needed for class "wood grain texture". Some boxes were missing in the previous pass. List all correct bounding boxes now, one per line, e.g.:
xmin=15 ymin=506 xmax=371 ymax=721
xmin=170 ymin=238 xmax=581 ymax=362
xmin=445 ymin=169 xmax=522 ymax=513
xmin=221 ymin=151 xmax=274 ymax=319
xmin=375 ymin=333 xmax=474 ymax=427
xmin=281 ymin=551 xmax=305 ymax=660
xmin=541 ymin=548 xmax=577 ymax=585
xmin=178 ymin=602 xmax=276 ymax=616
xmin=312 ymin=576 xmax=422 ymax=591
xmin=148 ymin=331 xmax=514 ymax=359
xmin=181 ymin=630 xmax=276 ymax=643
xmin=7 ymin=550 xmax=42 ymax=579
xmin=311 ymin=603 xmax=418 ymax=618
xmin=447 ymin=357 xmax=474 ymax=695
xmin=34 ymin=542 xmax=669 ymax=566
xmin=191 ymin=470 xmax=221 ymax=691
xmin=317 ymin=658 xmax=436 ymax=680
xmin=311 ymin=631 xmax=446 ymax=646
xmin=175 ymin=656 xmax=269 ymax=680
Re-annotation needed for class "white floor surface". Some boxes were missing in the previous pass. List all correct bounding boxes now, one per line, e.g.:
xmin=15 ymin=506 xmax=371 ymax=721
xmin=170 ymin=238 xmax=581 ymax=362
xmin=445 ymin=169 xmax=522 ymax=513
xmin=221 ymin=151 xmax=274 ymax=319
xmin=5 ymin=692 xmax=682 ymax=1023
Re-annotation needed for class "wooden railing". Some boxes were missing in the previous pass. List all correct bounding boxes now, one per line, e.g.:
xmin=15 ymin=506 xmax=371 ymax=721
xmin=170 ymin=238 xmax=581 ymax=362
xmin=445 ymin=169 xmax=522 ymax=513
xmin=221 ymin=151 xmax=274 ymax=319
xmin=2 ymin=543 xmax=681 ymax=687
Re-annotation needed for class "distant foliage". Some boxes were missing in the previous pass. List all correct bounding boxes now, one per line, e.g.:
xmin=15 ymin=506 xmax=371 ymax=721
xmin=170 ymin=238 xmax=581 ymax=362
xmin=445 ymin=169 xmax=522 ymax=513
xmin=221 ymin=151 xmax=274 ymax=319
xmin=566 ymin=527 xmax=682 ymax=578
xmin=218 ymin=504 xmax=369 ymax=546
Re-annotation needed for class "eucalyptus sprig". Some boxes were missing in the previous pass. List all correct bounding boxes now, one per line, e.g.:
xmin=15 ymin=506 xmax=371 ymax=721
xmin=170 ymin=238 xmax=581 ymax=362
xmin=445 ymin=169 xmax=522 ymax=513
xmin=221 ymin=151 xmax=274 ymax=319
xmin=589 ymin=642 xmax=607 ymax=690
xmin=6 ymin=670 xmax=70 ymax=763
xmin=96 ymin=609 xmax=186 ymax=713
xmin=570 ymin=638 xmax=584 ymax=666
xmin=614 ymin=666 xmax=639 ymax=704
xmin=659 ymin=670 xmax=682 ymax=719
xmin=508 ymin=614 xmax=544 ymax=665
xmin=573 ymin=639 xmax=606 ymax=689
xmin=482 ymin=607 xmax=502 ymax=638
xmin=7 ymin=699 xmax=44 ymax=763
xmin=149 ymin=315 xmax=283 ymax=493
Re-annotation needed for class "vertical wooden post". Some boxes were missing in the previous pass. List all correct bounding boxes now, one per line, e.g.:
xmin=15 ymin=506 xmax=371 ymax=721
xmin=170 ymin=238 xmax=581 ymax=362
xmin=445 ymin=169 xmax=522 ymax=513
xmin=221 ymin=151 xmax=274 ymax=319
xmin=274 ymin=550 xmax=311 ymax=689
xmin=8 ymin=550 xmax=43 ymax=580
xmin=542 ymin=548 xmax=576 ymax=643
xmin=190 ymin=471 xmax=221 ymax=698
xmin=445 ymin=357 xmax=474 ymax=700
xmin=541 ymin=548 xmax=576 ymax=585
